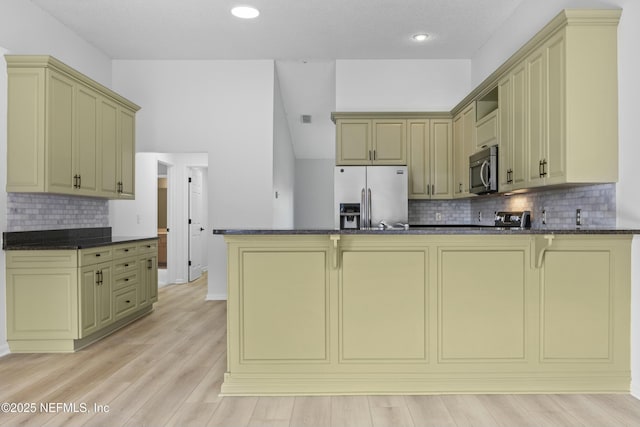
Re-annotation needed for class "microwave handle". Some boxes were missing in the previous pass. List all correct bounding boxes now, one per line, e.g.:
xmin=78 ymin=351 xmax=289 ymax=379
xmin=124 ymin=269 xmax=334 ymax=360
xmin=480 ymin=160 xmax=490 ymax=189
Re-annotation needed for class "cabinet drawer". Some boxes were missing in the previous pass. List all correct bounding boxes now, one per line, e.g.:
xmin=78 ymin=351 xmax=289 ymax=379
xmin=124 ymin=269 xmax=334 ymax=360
xmin=79 ymin=247 xmax=113 ymax=266
xmin=138 ymin=240 xmax=158 ymax=254
xmin=114 ymin=259 xmax=137 ymax=276
xmin=114 ymin=272 xmax=138 ymax=291
xmin=476 ymin=109 xmax=498 ymax=148
xmin=113 ymin=244 xmax=138 ymax=259
xmin=114 ymin=287 xmax=138 ymax=320
xmin=6 ymin=250 xmax=77 ymax=269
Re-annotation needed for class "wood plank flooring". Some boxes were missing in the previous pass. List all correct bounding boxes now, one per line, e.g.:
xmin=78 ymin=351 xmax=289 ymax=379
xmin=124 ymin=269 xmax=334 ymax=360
xmin=1 ymin=273 xmax=640 ymax=426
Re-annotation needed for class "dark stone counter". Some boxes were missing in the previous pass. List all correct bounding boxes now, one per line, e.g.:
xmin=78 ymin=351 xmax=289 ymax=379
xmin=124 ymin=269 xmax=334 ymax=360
xmin=213 ymin=227 xmax=640 ymax=236
xmin=2 ymin=227 xmax=157 ymax=250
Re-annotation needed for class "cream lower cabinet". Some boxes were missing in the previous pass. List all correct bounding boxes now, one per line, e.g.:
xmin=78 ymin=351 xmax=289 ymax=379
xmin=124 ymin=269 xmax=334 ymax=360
xmin=5 ymin=240 xmax=157 ymax=352
xmin=5 ymin=55 xmax=140 ymax=199
xmin=221 ymin=233 xmax=631 ymax=395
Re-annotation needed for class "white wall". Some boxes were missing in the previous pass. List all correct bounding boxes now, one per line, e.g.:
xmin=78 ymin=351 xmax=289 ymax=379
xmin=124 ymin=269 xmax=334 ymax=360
xmin=273 ymin=68 xmax=296 ymax=229
xmin=0 ymin=2 xmax=113 ymax=356
xmin=0 ymin=0 xmax=112 ymax=86
xmin=111 ymin=60 xmax=275 ymax=300
xmin=336 ymin=59 xmax=471 ymax=111
xmin=294 ymin=159 xmax=335 ymax=229
xmin=470 ymin=0 xmax=640 ymax=399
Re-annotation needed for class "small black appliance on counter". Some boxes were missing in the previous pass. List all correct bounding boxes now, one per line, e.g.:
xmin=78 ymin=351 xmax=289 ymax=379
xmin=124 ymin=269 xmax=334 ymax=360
xmin=494 ymin=211 xmax=531 ymax=229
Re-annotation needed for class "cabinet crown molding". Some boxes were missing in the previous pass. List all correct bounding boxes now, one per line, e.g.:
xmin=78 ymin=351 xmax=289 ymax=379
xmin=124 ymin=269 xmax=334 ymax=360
xmin=5 ymin=55 xmax=141 ymax=112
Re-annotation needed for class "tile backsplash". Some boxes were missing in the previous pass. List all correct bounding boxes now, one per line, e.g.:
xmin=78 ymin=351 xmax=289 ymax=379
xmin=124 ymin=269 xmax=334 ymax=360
xmin=7 ymin=193 xmax=109 ymax=231
xmin=409 ymin=183 xmax=616 ymax=229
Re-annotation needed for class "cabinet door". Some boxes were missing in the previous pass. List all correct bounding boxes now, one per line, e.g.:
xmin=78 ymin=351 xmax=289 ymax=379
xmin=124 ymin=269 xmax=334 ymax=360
xmin=475 ymin=110 xmax=498 ymax=149
xmin=336 ymin=119 xmax=371 ymax=165
xmin=75 ymin=85 xmax=100 ymax=195
xmin=452 ymin=112 xmax=465 ymax=196
xmin=527 ymin=47 xmax=546 ymax=187
xmin=138 ymin=255 xmax=150 ymax=308
xmin=544 ymin=32 xmax=566 ymax=185
xmin=118 ymin=108 xmax=136 ymax=199
xmin=80 ymin=266 xmax=99 ymax=337
xmin=408 ymin=119 xmax=429 ymax=198
xmin=372 ymin=120 xmax=406 ymax=165
xmin=498 ymin=75 xmax=512 ymax=191
xmin=46 ymin=70 xmax=75 ymax=194
xmin=98 ymin=264 xmax=113 ymax=327
xmin=6 ymin=68 xmax=46 ymax=191
xmin=99 ymin=98 xmax=119 ymax=196
xmin=430 ymin=119 xmax=452 ymax=199
xmin=511 ymin=63 xmax=527 ymax=189
xmin=150 ymin=256 xmax=158 ymax=303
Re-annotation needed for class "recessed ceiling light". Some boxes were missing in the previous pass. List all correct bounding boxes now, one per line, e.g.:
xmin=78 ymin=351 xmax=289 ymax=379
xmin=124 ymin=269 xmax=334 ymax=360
xmin=231 ymin=6 xmax=260 ymax=19
xmin=412 ymin=33 xmax=429 ymax=42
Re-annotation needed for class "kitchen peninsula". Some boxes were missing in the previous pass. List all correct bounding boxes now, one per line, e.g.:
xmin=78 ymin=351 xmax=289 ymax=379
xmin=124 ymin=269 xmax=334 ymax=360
xmin=215 ymin=228 xmax=634 ymax=395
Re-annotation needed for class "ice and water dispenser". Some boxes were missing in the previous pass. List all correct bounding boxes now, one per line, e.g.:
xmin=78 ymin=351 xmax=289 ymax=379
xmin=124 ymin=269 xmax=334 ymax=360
xmin=339 ymin=203 xmax=360 ymax=230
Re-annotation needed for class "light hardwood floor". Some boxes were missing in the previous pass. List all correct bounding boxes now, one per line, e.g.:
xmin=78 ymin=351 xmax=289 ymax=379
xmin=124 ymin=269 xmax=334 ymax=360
xmin=1 ymin=273 xmax=640 ymax=427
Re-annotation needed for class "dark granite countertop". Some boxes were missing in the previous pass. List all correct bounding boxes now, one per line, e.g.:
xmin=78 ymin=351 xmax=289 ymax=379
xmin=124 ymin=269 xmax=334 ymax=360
xmin=2 ymin=227 xmax=158 ymax=250
xmin=213 ymin=226 xmax=640 ymax=236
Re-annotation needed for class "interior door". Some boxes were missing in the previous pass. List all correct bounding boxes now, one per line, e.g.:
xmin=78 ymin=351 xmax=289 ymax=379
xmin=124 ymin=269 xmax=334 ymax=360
xmin=188 ymin=168 xmax=204 ymax=281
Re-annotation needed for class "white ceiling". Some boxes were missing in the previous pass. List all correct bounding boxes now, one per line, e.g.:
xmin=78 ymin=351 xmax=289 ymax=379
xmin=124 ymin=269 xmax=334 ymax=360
xmin=31 ymin=0 xmax=525 ymax=60
xmin=30 ymin=0 xmax=526 ymax=159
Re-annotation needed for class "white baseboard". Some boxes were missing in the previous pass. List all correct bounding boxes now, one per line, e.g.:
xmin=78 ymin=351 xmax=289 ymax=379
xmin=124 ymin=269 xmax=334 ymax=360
xmin=206 ymin=293 xmax=227 ymax=301
xmin=0 ymin=342 xmax=10 ymax=358
xmin=631 ymin=383 xmax=640 ymax=400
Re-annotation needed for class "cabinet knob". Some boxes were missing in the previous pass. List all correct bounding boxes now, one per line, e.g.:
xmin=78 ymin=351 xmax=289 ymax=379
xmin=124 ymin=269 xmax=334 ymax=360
xmin=125 ymin=300 xmax=131 ymax=304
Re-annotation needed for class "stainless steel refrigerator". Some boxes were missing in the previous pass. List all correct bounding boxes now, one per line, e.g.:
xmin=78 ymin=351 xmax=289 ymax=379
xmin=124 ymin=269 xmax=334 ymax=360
xmin=334 ymin=166 xmax=408 ymax=229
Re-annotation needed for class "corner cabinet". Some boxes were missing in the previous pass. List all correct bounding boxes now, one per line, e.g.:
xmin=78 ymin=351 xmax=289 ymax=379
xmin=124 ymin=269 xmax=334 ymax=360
xmin=5 ymin=239 xmax=158 ymax=352
xmin=5 ymin=55 xmax=140 ymax=199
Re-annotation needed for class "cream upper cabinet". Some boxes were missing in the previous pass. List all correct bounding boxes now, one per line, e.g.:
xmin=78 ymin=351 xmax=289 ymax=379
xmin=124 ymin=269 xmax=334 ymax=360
xmin=526 ymin=13 xmax=618 ymax=188
xmin=5 ymin=55 xmax=140 ymax=199
xmin=498 ymin=63 xmax=527 ymax=192
xmin=452 ymin=103 xmax=475 ymax=198
xmin=408 ymin=119 xmax=452 ymax=199
xmin=334 ymin=115 xmax=407 ymax=165
xmin=372 ymin=119 xmax=407 ymax=165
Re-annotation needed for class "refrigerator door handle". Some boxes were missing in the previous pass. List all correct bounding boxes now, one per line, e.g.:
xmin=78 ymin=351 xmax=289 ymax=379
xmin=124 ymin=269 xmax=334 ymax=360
xmin=368 ymin=188 xmax=372 ymax=228
xmin=360 ymin=188 xmax=366 ymax=229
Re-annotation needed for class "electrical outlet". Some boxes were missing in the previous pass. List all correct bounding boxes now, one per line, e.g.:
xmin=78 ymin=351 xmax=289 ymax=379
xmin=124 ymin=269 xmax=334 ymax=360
xmin=478 ymin=211 xmax=482 ymax=222
xmin=542 ymin=209 xmax=547 ymax=225
xmin=435 ymin=212 xmax=442 ymax=221
xmin=576 ymin=208 xmax=582 ymax=226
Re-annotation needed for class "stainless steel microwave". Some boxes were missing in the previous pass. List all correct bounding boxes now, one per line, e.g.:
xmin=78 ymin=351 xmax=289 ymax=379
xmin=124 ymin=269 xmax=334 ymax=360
xmin=469 ymin=145 xmax=498 ymax=194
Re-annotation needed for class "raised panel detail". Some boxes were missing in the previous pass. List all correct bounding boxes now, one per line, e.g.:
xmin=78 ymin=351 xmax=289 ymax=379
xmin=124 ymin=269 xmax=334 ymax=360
xmin=241 ymin=251 xmax=328 ymax=361
xmin=341 ymin=250 xmax=427 ymax=361
xmin=439 ymin=250 xmax=525 ymax=361
xmin=541 ymin=251 xmax=611 ymax=360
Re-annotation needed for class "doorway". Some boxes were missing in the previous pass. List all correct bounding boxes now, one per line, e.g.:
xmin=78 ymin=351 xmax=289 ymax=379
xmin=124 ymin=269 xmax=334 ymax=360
xmin=188 ymin=167 xmax=208 ymax=282
xmin=157 ymin=162 xmax=170 ymax=285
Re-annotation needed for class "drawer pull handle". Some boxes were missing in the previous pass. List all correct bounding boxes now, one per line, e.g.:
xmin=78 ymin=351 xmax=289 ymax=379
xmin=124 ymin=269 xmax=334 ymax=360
xmin=95 ymin=254 xmax=101 ymax=257
xmin=124 ymin=249 xmax=129 ymax=252
xmin=125 ymin=300 xmax=131 ymax=304
xmin=125 ymin=278 xmax=129 ymax=282
xmin=124 ymin=264 xmax=129 ymax=267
